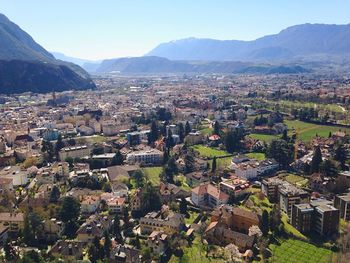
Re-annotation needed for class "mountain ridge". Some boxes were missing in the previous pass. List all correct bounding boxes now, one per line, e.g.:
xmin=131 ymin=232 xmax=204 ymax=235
xmin=146 ymin=23 xmax=350 ymax=61
xmin=0 ymin=13 xmax=95 ymax=94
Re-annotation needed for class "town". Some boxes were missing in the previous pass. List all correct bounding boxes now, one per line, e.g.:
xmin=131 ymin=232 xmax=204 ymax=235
xmin=0 ymin=72 xmax=349 ymax=262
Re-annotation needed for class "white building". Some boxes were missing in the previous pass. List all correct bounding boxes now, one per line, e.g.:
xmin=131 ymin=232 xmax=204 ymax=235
xmin=126 ymin=149 xmax=163 ymax=165
xmin=59 ymin=145 xmax=90 ymax=161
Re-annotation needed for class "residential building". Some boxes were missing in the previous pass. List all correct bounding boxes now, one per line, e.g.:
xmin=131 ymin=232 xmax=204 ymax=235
xmin=291 ymin=203 xmax=314 ymax=233
xmin=126 ymin=149 xmax=163 ymax=165
xmin=314 ymin=204 xmax=340 ymax=237
xmin=0 ymin=212 xmax=24 ymax=232
xmin=334 ymin=193 xmax=350 ymax=221
xmin=50 ymin=240 xmax=85 ymax=262
xmin=191 ymin=183 xmax=229 ymax=208
xmin=140 ymin=210 xmax=185 ymax=235
xmin=147 ymin=231 xmax=168 ymax=255
xmin=0 ymin=166 xmax=28 ymax=186
xmin=58 ymin=145 xmax=90 ymax=161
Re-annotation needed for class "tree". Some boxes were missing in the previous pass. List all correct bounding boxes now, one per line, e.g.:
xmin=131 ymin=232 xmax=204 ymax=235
xmin=269 ymin=205 xmax=281 ymax=234
xmin=178 ymin=123 xmax=185 ymax=143
xmin=65 ymin=156 xmax=74 ymax=168
xmin=4 ymin=239 xmax=17 ymax=261
xmin=334 ymin=144 xmax=347 ymax=170
xmin=310 ymin=146 xmax=322 ymax=173
xmin=179 ymin=197 xmax=188 ymax=215
xmin=112 ymin=213 xmax=123 ymax=243
xmin=184 ymin=153 xmax=195 ymax=174
xmin=166 ymin=129 xmax=175 ymax=149
xmin=59 ymin=196 xmax=80 ymax=238
xmin=266 ymin=139 xmax=294 ymax=168
xmin=261 ymin=210 xmax=269 ymax=236
xmin=23 ymin=211 xmax=43 ymax=246
xmin=141 ymin=182 xmax=161 ymax=214
xmin=55 ymin=134 xmax=65 ymax=157
xmin=132 ymin=169 xmax=145 ymax=188
xmin=281 ymin=129 xmax=289 ymax=142
xmin=148 ymin=121 xmax=159 ymax=144
xmin=185 ymin=121 xmax=191 ymax=136
xmin=213 ymin=121 xmax=221 ymax=135
xmin=23 ymin=213 xmax=34 ymax=245
xmin=104 ymin=231 xmax=112 ymax=258
xmin=49 ymin=185 xmax=60 ymax=203
xmin=211 ymin=156 xmax=217 ymax=173
xmin=320 ymin=159 xmax=339 ymax=178
xmin=111 ymin=150 xmax=124 ymax=165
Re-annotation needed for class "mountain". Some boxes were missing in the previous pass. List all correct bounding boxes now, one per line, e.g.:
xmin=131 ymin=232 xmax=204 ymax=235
xmin=51 ymin=52 xmax=101 ymax=67
xmin=92 ymin=56 xmax=309 ymax=75
xmin=0 ymin=13 xmax=95 ymax=94
xmin=146 ymin=23 xmax=350 ymax=61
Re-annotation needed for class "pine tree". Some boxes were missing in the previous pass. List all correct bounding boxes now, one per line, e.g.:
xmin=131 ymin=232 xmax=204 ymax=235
xmin=49 ymin=185 xmax=60 ymax=203
xmin=185 ymin=121 xmax=191 ymax=136
xmin=211 ymin=156 xmax=217 ymax=173
xmin=213 ymin=121 xmax=221 ymax=135
xmin=148 ymin=121 xmax=159 ymax=144
xmin=334 ymin=144 xmax=347 ymax=170
xmin=178 ymin=122 xmax=185 ymax=143
xmin=261 ymin=210 xmax=269 ymax=236
xmin=310 ymin=146 xmax=322 ymax=173
xmin=104 ymin=231 xmax=112 ymax=259
xmin=179 ymin=197 xmax=188 ymax=215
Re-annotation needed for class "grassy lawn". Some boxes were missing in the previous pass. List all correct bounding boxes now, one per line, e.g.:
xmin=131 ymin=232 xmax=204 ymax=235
xmin=199 ymin=127 xmax=213 ymax=136
xmin=208 ymin=156 xmax=232 ymax=170
xmin=249 ymin=194 xmax=273 ymax=212
xmin=282 ymin=173 xmax=309 ymax=187
xmin=285 ymin=120 xmax=350 ymax=142
xmin=169 ymin=236 xmax=226 ymax=263
xmin=249 ymin=133 xmax=278 ymax=142
xmin=191 ymin=145 xmax=230 ymax=158
xmin=174 ymin=174 xmax=191 ymax=191
xmin=281 ymin=214 xmax=307 ymax=240
xmin=270 ymin=239 xmax=332 ymax=263
xmin=184 ymin=211 xmax=199 ymax=225
xmin=142 ymin=167 xmax=163 ymax=186
xmin=246 ymin=152 xmax=266 ymax=161
xmin=83 ymin=135 xmax=108 ymax=144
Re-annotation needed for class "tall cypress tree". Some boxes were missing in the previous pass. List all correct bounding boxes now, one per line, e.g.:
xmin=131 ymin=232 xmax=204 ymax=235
xmin=310 ymin=146 xmax=322 ymax=173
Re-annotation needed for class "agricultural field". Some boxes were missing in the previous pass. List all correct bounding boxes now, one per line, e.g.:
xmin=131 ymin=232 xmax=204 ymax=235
xmin=191 ymin=145 xmax=230 ymax=158
xmin=142 ymin=166 xmax=163 ymax=186
xmin=285 ymin=120 xmax=350 ymax=142
xmin=269 ymin=239 xmax=332 ymax=263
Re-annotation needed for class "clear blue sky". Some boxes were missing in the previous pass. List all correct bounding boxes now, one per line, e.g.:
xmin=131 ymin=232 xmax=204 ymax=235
xmin=1 ymin=0 xmax=349 ymax=60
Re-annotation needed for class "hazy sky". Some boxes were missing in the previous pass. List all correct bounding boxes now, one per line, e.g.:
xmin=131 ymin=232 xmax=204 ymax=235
xmin=1 ymin=0 xmax=349 ymax=60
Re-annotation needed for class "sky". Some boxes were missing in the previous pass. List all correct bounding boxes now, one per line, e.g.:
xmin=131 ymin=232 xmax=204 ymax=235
xmin=1 ymin=0 xmax=349 ymax=60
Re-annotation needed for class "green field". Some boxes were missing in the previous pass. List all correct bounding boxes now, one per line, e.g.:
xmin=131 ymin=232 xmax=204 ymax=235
xmin=282 ymin=173 xmax=309 ymax=187
xmin=246 ymin=152 xmax=266 ymax=161
xmin=142 ymin=167 xmax=162 ymax=186
xmin=191 ymin=145 xmax=230 ymax=158
xmin=208 ymin=156 xmax=232 ymax=170
xmin=184 ymin=211 xmax=199 ymax=225
xmin=250 ymin=133 xmax=278 ymax=142
xmin=285 ymin=120 xmax=350 ymax=142
xmin=270 ymin=239 xmax=332 ymax=263
xmin=169 ymin=236 xmax=226 ymax=263
xmin=174 ymin=174 xmax=191 ymax=191
xmin=281 ymin=214 xmax=307 ymax=240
